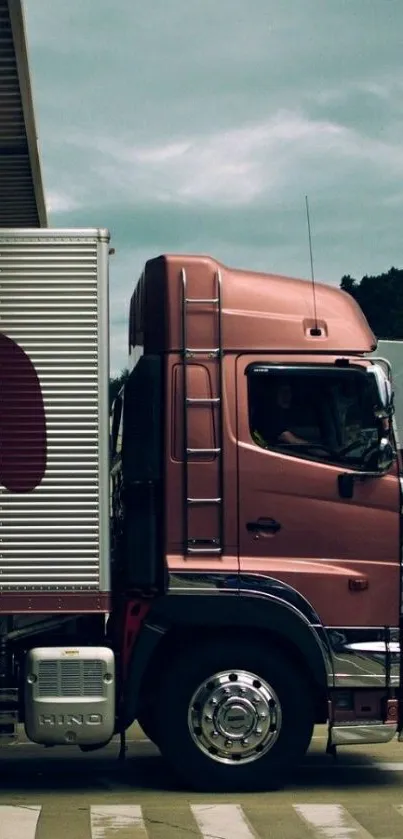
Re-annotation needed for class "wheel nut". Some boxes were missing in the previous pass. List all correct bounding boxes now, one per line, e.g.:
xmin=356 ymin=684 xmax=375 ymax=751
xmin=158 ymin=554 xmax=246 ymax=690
xmin=259 ymin=713 xmax=267 ymax=720
xmin=241 ymin=738 xmax=249 ymax=746
xmin=225 ymin=739 xmax=233 ymax=748
xmin=204 ymin=714 xmax=213 ymax=722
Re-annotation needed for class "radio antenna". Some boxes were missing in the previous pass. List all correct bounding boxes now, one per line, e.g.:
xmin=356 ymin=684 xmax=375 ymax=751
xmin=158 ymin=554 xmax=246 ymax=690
xmin=305 ymin=195 xmax=319 ymax=333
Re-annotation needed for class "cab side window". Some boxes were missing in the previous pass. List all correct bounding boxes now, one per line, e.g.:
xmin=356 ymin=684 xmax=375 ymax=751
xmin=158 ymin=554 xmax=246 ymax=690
xmin=110 ymin=394 xmax=123 ymax=462
xmin=247 ymin=366 xmax=383 ymax=469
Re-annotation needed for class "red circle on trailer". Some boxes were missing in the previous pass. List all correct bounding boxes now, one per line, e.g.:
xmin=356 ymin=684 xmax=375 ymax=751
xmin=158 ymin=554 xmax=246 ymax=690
xmin=0 ymin=333 xmax=47 ymax=492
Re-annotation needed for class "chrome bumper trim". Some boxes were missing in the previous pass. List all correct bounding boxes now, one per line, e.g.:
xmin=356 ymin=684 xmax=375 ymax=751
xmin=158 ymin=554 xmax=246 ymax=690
xmin=329 ymin=722 xmax=397 ymax=747
xmin=326 ymin=628 xmax=400 ymax=689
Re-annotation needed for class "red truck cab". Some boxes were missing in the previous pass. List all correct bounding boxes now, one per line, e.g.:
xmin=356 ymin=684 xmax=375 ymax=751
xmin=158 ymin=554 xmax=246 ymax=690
xmin=110 ymin=253 xmax=401 ymax=791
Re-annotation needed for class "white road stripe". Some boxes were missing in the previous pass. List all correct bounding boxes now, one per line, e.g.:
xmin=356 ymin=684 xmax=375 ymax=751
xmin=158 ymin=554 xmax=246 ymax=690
xmin=373 ymin=762 xmax=403 ymax=771
xmin=0 ymin=805 xmax=41 ymax=839
xmin=302 ymin=762 xmax=403 ymax=772
xmin=294 ymin=804 xmax=374 ymax=839
xmin=90 ymin=805 xmax=148 ymax=838
xmin=191 ymin=804 xmax=256 ymax=839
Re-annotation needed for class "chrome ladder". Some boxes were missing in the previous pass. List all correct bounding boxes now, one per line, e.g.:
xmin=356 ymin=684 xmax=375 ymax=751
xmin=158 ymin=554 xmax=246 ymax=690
xmin=181 ymin=267 xmax=224 ymax=555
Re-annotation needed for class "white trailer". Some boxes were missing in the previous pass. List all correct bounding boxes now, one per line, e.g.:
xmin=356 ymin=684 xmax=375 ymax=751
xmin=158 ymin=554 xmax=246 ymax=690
xmin=0 ymin=229 xmax=111 ymax=600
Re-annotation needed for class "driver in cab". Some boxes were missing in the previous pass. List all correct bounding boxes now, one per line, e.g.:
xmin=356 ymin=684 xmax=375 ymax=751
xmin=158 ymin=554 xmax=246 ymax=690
xmin=253 ymin=383 xmax=307 ymax=448
xmin=252 ymin=382 xmax=326 ymax=455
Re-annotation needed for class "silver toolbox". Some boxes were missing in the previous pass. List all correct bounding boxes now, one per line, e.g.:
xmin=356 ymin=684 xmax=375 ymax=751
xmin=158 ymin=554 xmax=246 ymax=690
xmin=24 ymin=646 xmax=115 ymax=746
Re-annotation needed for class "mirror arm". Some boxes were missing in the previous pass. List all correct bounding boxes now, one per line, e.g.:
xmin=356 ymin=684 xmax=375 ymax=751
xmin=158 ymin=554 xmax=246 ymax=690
xmin=338 ymin=468 xmax=390 ymax=500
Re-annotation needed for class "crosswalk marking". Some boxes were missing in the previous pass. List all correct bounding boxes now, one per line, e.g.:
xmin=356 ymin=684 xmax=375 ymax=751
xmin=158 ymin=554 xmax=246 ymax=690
xmin=90 ymin=805 xmax=148 ymax=838
xmin=0 ymin=800 xmax=402 ymax=838
xmin=293 ymin=804 xmax=375 ymax=839
xmin=0 ymin=805 xmax=41 ymax=839
xmin=191 ymin=804 xmax=257 ymax=839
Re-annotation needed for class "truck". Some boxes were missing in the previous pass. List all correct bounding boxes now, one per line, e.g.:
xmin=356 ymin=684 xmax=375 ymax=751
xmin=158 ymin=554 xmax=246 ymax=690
xmin=0 ymin=227 xmax=401 ymax=792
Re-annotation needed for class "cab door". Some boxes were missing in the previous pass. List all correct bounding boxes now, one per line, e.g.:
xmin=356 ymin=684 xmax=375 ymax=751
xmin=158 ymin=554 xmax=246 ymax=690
xmin=236 ymin=356 xmax=401 ymax=628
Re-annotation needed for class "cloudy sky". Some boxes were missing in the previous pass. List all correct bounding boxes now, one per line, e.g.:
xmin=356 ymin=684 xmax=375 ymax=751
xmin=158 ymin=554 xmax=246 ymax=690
xmin=24 ymin=0 xmax=403 ymax=374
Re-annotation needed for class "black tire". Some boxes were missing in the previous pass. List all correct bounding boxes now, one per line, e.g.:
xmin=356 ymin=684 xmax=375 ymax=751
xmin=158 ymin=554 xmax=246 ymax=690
xmin=154 ymin=639 xmax=314 ymax=792
xmin=137 ymin=707 xmax=160 ymax=747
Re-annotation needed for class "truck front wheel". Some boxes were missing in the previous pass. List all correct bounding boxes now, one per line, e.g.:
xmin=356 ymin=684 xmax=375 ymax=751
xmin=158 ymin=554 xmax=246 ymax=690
xmin=137 ymin=707 xmax=159 ymax=747
xmin=154 ymin=639 xmax=315 ymax=792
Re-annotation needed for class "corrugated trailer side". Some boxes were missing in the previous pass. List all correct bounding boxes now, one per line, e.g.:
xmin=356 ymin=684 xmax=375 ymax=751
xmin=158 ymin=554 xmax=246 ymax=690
xmin=0 ymin=229 xmax=110 ymax=611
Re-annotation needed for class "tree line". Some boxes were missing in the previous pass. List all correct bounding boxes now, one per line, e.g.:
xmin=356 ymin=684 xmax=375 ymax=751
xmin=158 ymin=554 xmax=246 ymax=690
xmin=109 ymin=267 xmax=403 ymax=404
xmin=340 ymin=267 xmax=403 ymax=340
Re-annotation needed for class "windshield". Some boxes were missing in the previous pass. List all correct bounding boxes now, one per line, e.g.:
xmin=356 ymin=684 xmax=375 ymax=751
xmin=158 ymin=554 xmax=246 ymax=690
xmin=248 ymin=363 xmax=395 ymax=471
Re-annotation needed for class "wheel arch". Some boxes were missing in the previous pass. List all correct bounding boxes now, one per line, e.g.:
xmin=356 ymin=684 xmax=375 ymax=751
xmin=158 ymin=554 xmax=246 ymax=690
xmin=122 ymin=591 xmax=331 ymax=729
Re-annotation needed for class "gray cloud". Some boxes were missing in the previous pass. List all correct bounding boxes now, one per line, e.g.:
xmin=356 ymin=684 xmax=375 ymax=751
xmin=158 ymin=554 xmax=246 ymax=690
xmin=24 ymin=0 xmax=403 ymax=373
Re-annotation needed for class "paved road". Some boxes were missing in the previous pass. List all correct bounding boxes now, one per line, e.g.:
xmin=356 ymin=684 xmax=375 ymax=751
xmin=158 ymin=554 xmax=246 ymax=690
xmin=1 ymin=726 xmax=403 ymax=837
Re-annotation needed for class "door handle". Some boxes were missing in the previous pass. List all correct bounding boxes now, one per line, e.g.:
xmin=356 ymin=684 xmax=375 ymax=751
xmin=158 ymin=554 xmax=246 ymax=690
xmin=246 ymin=518 xmax=281 ymax=534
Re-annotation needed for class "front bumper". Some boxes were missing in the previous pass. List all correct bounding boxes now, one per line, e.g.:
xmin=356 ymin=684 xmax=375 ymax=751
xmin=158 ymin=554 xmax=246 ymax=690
xmin=325 ymin=627 xmax=400 ymax=689
xmin=321 ymin=627 xmax=400 ymax=747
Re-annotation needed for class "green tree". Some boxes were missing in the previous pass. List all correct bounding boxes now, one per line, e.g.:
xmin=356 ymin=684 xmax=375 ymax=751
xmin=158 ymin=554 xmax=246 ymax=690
xmin=340 ymin=267 xmax=403 ymax=339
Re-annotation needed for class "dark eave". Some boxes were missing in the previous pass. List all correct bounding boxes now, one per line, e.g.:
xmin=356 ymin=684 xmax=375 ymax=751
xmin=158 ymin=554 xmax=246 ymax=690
xmin=0 ymin=0 xmax=47 ymax=227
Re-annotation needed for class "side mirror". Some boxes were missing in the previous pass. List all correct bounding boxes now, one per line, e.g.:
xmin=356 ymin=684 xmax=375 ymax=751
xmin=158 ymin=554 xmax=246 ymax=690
xmin=338 ymin=438 xmax=396 ymax=499
xmin=366 ymin=437 xmax=395 ymax=474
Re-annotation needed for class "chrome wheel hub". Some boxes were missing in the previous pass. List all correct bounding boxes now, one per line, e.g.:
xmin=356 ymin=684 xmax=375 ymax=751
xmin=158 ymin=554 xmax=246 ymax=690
xmin=187 ymin=669 xmax=282 ymax=765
